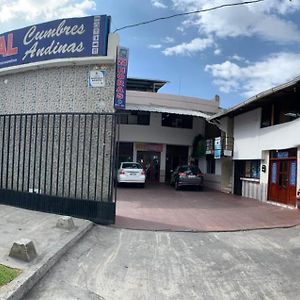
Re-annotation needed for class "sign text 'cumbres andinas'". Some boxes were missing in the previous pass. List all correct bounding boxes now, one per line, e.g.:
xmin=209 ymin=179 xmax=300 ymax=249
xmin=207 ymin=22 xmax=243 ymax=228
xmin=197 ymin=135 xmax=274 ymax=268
xmin=0 ymin=15 xmax=110 ymax=69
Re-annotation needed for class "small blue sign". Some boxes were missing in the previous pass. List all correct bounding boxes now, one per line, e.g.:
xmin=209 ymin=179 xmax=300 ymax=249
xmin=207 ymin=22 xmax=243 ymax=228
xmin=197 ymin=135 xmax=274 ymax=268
xmin=114 ymin=47 xmax=129 ymax=110
xmin=0 ymin=15 xmax=110 ymax=70
xmin=277 ymin=151 xmax=289 ymax=159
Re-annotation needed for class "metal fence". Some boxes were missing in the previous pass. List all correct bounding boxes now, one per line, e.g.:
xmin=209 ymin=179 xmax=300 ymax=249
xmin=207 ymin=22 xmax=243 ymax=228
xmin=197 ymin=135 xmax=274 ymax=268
xmin=0 ymin=112 xmax=118 ymax=224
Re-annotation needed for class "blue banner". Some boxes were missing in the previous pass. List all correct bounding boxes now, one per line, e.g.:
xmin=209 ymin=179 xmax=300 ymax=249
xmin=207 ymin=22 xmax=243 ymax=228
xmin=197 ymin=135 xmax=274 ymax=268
xmin=0 ymin=15 xmax=110 ymax=69
xmin=114 ymin=47 xmax=129 ymax=110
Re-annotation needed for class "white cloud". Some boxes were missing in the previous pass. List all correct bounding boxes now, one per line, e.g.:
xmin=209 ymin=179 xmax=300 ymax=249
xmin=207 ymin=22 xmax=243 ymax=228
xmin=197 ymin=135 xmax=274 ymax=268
xmin=214 ymin=48 xmax=221 ymax=55
xmin=162 ymin=37 xmax=214 ymax=56
xmin=149 ymin=44 xmax=162 ymax=49
xmin=229 ymin=54 xmax=249 ymax=63
xmin=162 ymin=36 xmax=175 ymax=43
xmin=0 ymin=0 xmax=95 ymax=28
xmin=205 ymin=52 xmax=300 ymax=97
xmin=151 ymin=0 xmax=167 ymax=9
xmin=170 ymin=0 xmax=300 ymax=43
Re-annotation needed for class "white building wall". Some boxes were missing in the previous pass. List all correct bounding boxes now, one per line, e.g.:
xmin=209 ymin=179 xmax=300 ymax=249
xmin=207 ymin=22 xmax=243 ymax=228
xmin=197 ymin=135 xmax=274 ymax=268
xmin=233 ymin=108 xmax=300 ymax=204
xmin=120 ymin=113 xmax=205 ymax=145
xmin=120 ymin=113 xmax=206 ymax=183
xmin=234 ymin=108 xmax=300 ymax=159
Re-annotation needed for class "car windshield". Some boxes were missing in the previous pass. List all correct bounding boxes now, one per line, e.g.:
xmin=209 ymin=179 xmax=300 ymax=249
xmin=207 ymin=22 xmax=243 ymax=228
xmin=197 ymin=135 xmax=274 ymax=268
xmin=122 ymin=163 xmax=142 ymax=169
xmin=178 ymin=166 xmax=201 ymax=174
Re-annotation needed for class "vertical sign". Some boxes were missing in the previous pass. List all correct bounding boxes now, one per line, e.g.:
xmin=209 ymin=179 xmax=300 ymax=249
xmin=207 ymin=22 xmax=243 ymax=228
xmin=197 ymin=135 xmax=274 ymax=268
xmin=214 ymin=137 xmax=222 ymax=159
xmin=114 ymin=47 xmax=129 ymax=110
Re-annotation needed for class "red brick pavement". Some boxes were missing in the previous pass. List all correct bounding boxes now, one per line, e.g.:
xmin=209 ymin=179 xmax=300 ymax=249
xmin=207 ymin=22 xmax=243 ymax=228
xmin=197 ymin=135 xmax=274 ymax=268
xmin=114 ymin=184 xmax=300 ymax=232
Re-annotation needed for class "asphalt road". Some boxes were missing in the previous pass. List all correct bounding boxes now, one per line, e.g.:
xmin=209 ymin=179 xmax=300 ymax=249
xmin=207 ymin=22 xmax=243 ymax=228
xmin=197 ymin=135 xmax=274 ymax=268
xmin=25 ymin=225 xmax=300 ymax=300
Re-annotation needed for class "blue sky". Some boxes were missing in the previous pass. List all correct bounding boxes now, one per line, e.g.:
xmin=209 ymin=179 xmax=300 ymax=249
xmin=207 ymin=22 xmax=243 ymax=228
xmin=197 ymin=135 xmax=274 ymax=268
xmin=1 ymin=0 xmax=300 ymax=107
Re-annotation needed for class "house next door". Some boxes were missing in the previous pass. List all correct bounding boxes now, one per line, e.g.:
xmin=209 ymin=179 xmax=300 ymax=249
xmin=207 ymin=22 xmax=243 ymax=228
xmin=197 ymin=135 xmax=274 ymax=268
xmin=268 ymin=149 xmax=297 ymax=206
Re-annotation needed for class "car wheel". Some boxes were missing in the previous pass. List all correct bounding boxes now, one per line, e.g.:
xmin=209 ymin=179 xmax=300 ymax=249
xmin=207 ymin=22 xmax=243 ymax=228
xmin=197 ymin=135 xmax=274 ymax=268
xmin=140 ymin=183 xmax=145 ymax=188
xmin=175 ymin=181 xmax=180 ymax=191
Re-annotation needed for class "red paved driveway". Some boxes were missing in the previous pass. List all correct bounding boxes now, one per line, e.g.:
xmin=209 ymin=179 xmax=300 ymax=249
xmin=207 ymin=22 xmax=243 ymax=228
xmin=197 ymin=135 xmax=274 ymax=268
xmin=114 ymin=184 xmax=300 ymax=232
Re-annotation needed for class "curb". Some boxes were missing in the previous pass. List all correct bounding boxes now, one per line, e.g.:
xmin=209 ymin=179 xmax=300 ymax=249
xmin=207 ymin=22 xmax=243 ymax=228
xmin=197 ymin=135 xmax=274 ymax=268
xmin=0 ymin=221 xmax=93 ymax=300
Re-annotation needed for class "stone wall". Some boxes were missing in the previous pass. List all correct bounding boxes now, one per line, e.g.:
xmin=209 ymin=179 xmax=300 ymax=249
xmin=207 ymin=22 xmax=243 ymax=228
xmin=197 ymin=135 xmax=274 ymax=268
xmin=0 ymin=64 xmax=115 ymax=114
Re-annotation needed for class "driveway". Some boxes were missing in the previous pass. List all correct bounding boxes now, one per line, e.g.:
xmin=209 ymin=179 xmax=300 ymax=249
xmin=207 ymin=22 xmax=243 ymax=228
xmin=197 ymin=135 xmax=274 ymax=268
xmin=25 ymin=225 xmax=300 ymax=300
xmin=115 ymin=184 xmax=300 ymax=231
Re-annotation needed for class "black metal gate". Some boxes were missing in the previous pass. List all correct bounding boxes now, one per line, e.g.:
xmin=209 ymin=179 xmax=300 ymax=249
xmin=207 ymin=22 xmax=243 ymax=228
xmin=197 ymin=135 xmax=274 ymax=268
xmin=0 ymin=113 xmax=118 ymax=224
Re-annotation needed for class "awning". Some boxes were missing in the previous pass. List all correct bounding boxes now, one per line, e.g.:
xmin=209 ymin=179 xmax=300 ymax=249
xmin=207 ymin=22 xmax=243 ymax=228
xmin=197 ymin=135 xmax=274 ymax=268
xmin=124 ymin=104 xmax=210 ymax=119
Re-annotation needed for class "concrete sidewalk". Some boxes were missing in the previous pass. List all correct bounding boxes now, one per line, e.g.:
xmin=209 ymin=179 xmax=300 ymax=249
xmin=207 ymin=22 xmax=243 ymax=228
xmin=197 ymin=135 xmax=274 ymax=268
xmin=0 ymin=205 xmax=93 ymax=300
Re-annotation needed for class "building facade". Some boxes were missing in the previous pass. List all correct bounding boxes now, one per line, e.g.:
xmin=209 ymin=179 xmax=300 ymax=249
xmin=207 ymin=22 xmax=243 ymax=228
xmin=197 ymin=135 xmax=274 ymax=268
xmin=211 ymin=76 xmax=300 ymax=208
xmin=118 ymin=78 xmax=222 ymax=185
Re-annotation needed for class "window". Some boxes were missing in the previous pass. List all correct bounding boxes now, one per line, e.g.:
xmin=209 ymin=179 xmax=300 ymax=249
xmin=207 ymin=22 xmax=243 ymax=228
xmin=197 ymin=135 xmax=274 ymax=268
xmin=118 ymin=142 xmax=133 ymax=166
xmin=206 ymin=154 xmax=215 ymax=174
xmin=261 ymin=97 xmax=300 ymax=128
xmin=120 ymin=111 xmax=150 ymax=125
xmin=244 ymin=160 xmax=260 ymax=179
xmin=162 ymin=113 xmax=193 ymax=129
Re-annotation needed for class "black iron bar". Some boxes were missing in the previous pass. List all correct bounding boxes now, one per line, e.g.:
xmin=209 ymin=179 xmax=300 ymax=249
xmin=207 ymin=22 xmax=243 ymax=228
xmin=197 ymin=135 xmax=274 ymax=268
xmin=21 ymin=115 xmax=28 ymax=191
xmin=32 ymin=115 xmax=38 ymax=193
xmin=62 ymin=115 xmax=68 ymax=197
xmin=68 ymin=114 xmax=74 ymax=198
xmin=43 ymin=115 xmax=50 ymax=194
xmin=17 ymin=116 xmax=23 ymax=190
xmin=0 ymin=116 xmax=6 ymax=188
xmin=100 ymin=115 xmax=107 ymax=202
xmin=80 ymin=114 xmax=87 ymax=199
xmin=87 ymin=114 xmax=94 ymax=200
xmin=55 ymin=114 xmax=62 ymax=196
xmin=5 ymin=115 xmax=11 ymax=190
xmin=49 ymin=115 xmax=56 ymax=195
xmin=74 ymin=115 xmax=81 ymax=198
xmin=27 ymin=115 xmax=33 ymax=192
xmin=38 ymin=115 xmax=44 ymax=194
xmin=11 ymin=116 xmax=17 ymax=190
xmin=94 ymin=114 xmax=101 ymax=201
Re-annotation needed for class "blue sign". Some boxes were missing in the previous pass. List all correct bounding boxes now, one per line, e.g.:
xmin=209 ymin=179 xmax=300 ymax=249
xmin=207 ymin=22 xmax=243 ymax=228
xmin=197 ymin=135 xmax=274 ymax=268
xmin=214 ymin=137 xmax=221 ymax=159
xmin=277 ymin=151 xmax=289 ymax=159
xmin=114 ymin=47 xmax=129 ymax=110
xmin=0 ymin=15 xmax=110 ymax=69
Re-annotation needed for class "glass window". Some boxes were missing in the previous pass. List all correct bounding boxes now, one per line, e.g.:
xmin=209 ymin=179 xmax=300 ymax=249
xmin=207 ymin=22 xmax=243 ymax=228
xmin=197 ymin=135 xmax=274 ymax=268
xmin=119 ymin=111 xmax=150 ymax=125
xmin=244 ymin=160 xmax=260 ymax=179
xmin=261 ymin=96 xmax=300 ymax=128
xmin=162 ymin=113 xmax=193 ymax=129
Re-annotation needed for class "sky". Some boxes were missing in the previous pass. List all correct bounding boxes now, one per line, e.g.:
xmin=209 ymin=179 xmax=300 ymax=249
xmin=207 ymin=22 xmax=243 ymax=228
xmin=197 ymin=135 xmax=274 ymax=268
xmin=1 ymin=0 xmax=300 ymax=108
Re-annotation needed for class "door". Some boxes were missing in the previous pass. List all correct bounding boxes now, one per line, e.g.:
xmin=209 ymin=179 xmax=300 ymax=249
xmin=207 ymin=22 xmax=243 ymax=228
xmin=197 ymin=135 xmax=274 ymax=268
xmin=268 ymin=159 xmax=297 ymax=206
xmin=137 ymin=151 xmax=161 ymax=183
xmin=234 ymin=160 xmax=244 ymax=195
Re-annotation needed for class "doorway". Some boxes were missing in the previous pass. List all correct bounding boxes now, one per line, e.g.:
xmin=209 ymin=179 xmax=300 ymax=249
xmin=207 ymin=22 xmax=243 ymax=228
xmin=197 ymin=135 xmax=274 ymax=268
xmin=165 ymin=145 xmax=189 ymax=182
xmin=233 ymin=160 xmax=244 ymax=195
xmin=137 ymin=151 xmax=161 ymax=183
xmin=268 ymin=149 xmax=297 ymax=206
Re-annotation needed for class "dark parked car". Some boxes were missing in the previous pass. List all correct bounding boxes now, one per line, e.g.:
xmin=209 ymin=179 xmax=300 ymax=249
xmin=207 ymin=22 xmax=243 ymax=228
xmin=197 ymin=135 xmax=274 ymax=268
xmin=170 ymin=165 xmax=204 ymax=190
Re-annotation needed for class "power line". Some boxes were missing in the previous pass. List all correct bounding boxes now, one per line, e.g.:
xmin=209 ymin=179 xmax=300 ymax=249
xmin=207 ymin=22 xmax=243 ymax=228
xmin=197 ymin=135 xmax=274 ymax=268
xmin=114 ymin=0 xmax=265 ymax=33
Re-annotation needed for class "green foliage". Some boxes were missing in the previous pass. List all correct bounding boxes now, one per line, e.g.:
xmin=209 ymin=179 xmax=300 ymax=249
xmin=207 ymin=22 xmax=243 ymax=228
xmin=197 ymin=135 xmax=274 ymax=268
xmin=192 ymin=134 xmax=206 ymax=159
xmin=0 ymin=265 xmax=21 ymax=287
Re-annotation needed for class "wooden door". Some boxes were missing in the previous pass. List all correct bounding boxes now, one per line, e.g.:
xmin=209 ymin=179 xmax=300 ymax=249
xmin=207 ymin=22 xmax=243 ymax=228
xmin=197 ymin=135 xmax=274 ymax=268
xmin=268 ymin=159 xmax=297 ymax=206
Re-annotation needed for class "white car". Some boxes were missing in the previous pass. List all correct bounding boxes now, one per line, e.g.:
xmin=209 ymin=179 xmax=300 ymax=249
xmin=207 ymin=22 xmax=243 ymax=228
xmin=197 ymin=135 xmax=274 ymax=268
xmin=117 ymin=162 xmax=146 ymax=187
